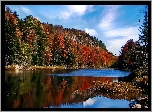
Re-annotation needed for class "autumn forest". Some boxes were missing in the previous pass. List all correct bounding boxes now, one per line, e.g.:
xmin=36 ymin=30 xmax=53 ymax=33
xmin=5 ymin=7 xmax=117 ymax=69
xmin=4 ymin=5 xmax=149 ymax=109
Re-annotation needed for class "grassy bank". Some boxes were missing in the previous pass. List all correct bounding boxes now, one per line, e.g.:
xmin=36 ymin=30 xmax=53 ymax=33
xmin=5 ymin=65 xmax=67 ymax=71
xmin=5 ymin=64 xmax=114 ymax=71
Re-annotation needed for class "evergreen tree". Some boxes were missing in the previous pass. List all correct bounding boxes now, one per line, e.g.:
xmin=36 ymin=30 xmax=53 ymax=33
xmin=5 ymin=7 xmax=22 ymax=66
xmin=99 ymin=40 xmax=106 ymax=50
xmin=117 ymin=5 xmax=149 ymax=72
xmin=138 ymin=5 xmax=148 ymax=70
xmin=5 ymin=7 xmax=117 ymax=68
xmin=138 ymin=5 xmax=148 ymax=52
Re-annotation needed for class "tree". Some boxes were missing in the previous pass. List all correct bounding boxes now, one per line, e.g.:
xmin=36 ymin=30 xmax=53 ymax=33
xmin=22 ymin=16 xmax=47 ymax=66
xmin=117 ymin=39 xmax=140 ymax=71
xmin=99 ymin=40 xmax=106 ymax=50
xmin=137 ymin=5 xmax=148 ymax=71
xmin=5 ymin=7 xmax=117 ymax=68
xmin=5 ymin=7 xmax=22 ymax=66
xmin=117 ymin=6 xmax=149 ymax=72
xmin=138 ymin=5 xmax=148 ymax=52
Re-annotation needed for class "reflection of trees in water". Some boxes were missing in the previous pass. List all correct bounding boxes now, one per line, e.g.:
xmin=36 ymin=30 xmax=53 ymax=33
xmin=71 ymin=80 xmax=148 ymax=108
xmin=70 ymin=80 xmax=143 ymax=102
xmin=71 ymin=87 xmax=142 ymax=103
xmin=5 ymin=72 xmax=116 ymax=108
xmin=129 ymin=95 xmax=148 ymax=108
xmin=5 ymin=70 xmax=147 ymax=108
xmin=129 ymin=100 xmax=136 ymax=108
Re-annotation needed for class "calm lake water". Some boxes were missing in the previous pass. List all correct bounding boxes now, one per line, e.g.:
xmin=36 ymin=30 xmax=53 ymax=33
xmin=5 ymin=69 xmax=136 ymax=108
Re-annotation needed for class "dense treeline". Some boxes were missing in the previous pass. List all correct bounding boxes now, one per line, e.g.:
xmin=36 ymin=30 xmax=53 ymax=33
xmin=5 ymin=7 xmax=116 ymax=68
xmin=116 ymin=6 xmax=148 ymax=76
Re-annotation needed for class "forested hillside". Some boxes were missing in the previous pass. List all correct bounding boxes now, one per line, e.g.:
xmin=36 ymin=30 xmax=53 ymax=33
xmin=5 ymin=7 xmax=117 ymax=69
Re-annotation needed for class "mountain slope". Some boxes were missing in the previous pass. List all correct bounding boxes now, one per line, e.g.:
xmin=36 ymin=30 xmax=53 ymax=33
xmin=5 ymin=7 xmax=117 ymax=68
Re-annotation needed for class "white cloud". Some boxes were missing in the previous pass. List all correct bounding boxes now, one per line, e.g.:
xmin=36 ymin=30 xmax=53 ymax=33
xmin=67 ymin=5 xmax=87 ymax=15
xmin=83 ymin=98 xmax=96 ymax=107
xmin=35 ymin=17 xmax=40 ymax=21
xmin=84 ymin=28 xmax=99 ymax=36
xmin=60 ymin=11 xmax=72 ymax=19
xmin=105 ymin=26 xmax=140 ymax=56
xmin=66 ymin=5 xmax=94 ymax=15
xmin=105 ymin=26 xmax=139 ymax=38
xmin=21 ymin=7 xmax=31 ymax=14
xmin=107 ymin=46 xmax=112 ymax=52
xmin=99 ymin=12 xmax=114 ymax=28
xmin=97 ymin=5 xmax=141 ymax=56
xmin=32 ymin=5 xmax=94 ymax=21
xmin=99 ymin=5 xmax=121 ymax=30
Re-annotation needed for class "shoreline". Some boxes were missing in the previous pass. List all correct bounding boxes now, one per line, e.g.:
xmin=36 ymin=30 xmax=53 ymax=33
xmin=5 ymin=65 xmax=148 ymax=108
xmin=5 ymin=65 xmax=115 ymax=71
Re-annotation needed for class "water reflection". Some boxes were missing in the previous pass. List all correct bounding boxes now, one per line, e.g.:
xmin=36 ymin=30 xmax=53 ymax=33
xmin=45 ymin=96 xmax=131 ymax=108
xmin=5 ymin=69 xmax=139 ymax=108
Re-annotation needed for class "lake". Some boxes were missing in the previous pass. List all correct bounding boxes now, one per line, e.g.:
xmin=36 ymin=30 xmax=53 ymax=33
xmin=5 ymin=69 xmax=138 ymax=108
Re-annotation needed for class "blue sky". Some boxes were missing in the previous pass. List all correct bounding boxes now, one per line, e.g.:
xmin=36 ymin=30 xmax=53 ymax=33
xmin=5 ymin=5 xmax=146 ymax=56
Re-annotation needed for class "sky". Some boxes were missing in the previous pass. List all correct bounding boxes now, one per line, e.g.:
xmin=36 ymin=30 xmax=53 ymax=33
xmin=5 ymin=5 xmax=146 ymax=56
